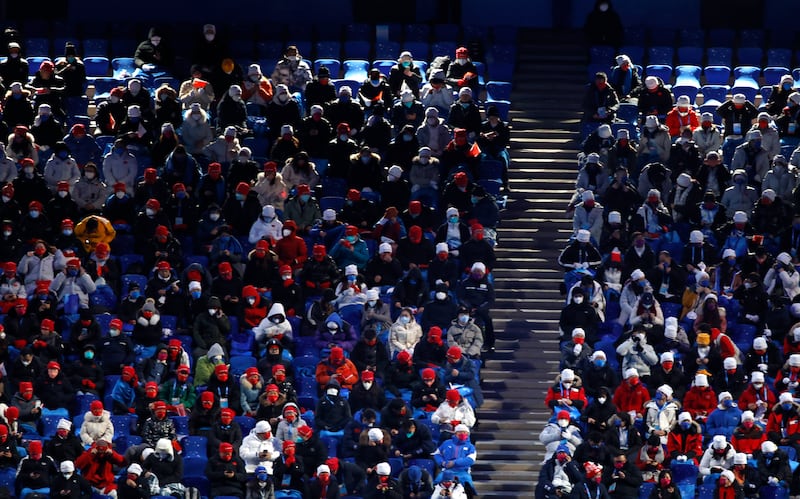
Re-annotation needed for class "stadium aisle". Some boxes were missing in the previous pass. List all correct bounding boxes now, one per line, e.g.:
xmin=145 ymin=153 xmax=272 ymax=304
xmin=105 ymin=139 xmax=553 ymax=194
xmin=470 ymin=29 xmax=586 ymax=496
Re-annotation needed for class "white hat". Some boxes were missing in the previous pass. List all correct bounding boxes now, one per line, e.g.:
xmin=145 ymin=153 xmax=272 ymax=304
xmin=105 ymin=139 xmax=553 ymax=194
xmin=758 ymin=111 xmax=771 ymax=121
xmin=790 ymin=354 xmax=800 ymax=367
xmin=676 ymin=95 xmax=691 ymax=107
xmin=387 ymin=166 xmax=403 ymax=181
xmin=718 ymin=391 xmax=733 ymax=402
xmin=624 ymin=368 xmax=638 ymax=379
xmin=591 ymin=351 xmax=606 ymax=360
xmin=689 ymin=230 xmax=703 ymax=243
xmin=762 ymin=440 xmax=778 ymax=453
xmin=339 ymin=85 xmax=352 ymax=96
xmin=401 ymin=90 xmax=414 ymax=103
xmin=60 ymin=460 xmax=74 ymax=473
xmin=345 ymin=264 xmax=358 ymax=276
xmin=777 ymin=252 xmax=792 ymax=265
xmin=255 ymin=420 xmax=271 ymax=433
xmin=722 ymin=248 xmax=736 ymax=259
xmin=790 ymin=92 xmax=800 ymax=105
xmin=281 ymin=124 xmax=294 ymax=136
xmin=471 ymin=262 xmax=486 ymax=273
xmin=310 ymin=104 xmax=324 ymax=116
xmin=733 ymin=452 xmax=747 ymax=465
xmin=419 ymin=146 xmax=432 ymax=158
xmin=317 ymin=464 xmax=331 ymax=475
xmin=753 ymin=337 xmax=768 ymax=350
xmin=127 ymin=105 xmax=141 ymax=118
xmin=459 ymin=87 xmax=472 ymax=97
xmin=695 ymin=373 xmax=708 ymax=387
xmin=630 ymin=269 xmax=645 ymax=280
xmin=733 ymin=211 xmax=748 ymax=223
xmin=664 ymin=325 xmax=677 ymax=340
xmin=366 ymin=289 xmax=379 ymax=301
xmin=701 ymin=112 xmax=713 ymax=122
xmin=224 ymin=125 xmax=237 ymax=137
xmin=660 ymin=351 xmax=674 ymax=363
xmin=551 ymin=478 xmax=573 ymax=494
xmin=665 ymin=317 xmax=677 ymax=328
xmin=379 ymin=242 xmax=392 ymax=254
xmin=261 ymin=205 xmax=275 ymax=218
xmin=368 ymin=428 xmax=384 ymax=442
xmin=721 ymin=470 xmax=734 ymax=483
xmin=376 ymin=462 xmax=391 ymax=476
xmin=141 ymin=448 xmax=155 ymax=461
xmin=780 ymin=392 xmax=794 ymax=403
xmin=658 ymin=385 xmax=673 ymax=398
xmin=645 ymin=115 xmax=659 ymax=128
xmin=156 ymin=438 xmax=172 ymax=453
xmin=723 ymin=357 xmax=737 ymax=370
xmin=576 ymin=229 xmax=591 ymax=243
xmin=228 ymin=84 xmax=242 ymax=97
xmin=586 ymin=153 xmax=601 ymax=164
xmin=322 ymin=208 xmax=336 ymax=221
xmin=733 ymin=93 xmax=746 ymax=104
xmin=678 ymin=411 xmax=691 ymax=422
xmin=750 ymin=371 xmax=765 ymax=383
xmin=188 ymin=281 xmax=201 ymax=291
xmin=615 ymin=54 xmax=631 ymax=66
xmin=647 ymin=188 xmax=661 ymax=199
xmin=127 ymin=463 xmax=143 ymax=475
xmin=9 ymin=82 xmax=21 ymax=92
xmin=572 ymin=328 xmax=585 ymax=338
xmin=645 ymin=76 xmax=658 ymax=90
xmin=597 ymin=125 xmax=612 ymax=139
xmin=446 ymin=207 xmax=459 ymax=217
xmin=677 ymin=173 xmax=692 ymax=188
xmin=435 ymin=242 xmax=448 ymax=253
xmin=616 ymin=128 xmax=629 ymax=140
xmin=454 ymin=423 xmax=470 ymax=433
xmin=57 ymin=418 xmax=71 ymax=430
xmin=581 ymin=190 xmax=595 ymax=202
xmin=561 ymin=368 xmax=575 ymax=381
xmin=608 ymin=211 xmax=621 ymax=224
xmin=741 ymin=411 xmax=755 ymax=422
xmin=248 ymin=63 xmax=261 ymax=76
xmin=712 ymin=435 xmax=727 ymax=449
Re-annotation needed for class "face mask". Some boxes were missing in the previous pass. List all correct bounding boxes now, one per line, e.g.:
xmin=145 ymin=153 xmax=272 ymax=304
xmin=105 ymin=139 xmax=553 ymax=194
xmin=436 ymin=292 xmax=447 ymax=300
xmin=62 ymin=229 xmax=73 ymax=236
xmin=190 ymin=290 xmax=202 ymax=300
xmin=594 ymin=359 xmax=606 ymax=368
xmin=363 ymin=381 xmax=373 ymax=390
xmin=723 ymin=399 xmax=733 ymax=408
xmin=360 ymin=155 xmax=371 ymax=164
xmin=300 ymin=194 xmax=310 ymax=203
xmin=235 ymin=193 xmax=245 ymax=201
xmin=326 ymin=388 xmax=339 ymax=396
xmin=29 ymin=211 xmax=39 ymax=219
xmin=782 ymin=402 xmax=793 ymax=411
xmin=457 ymin=433 xmax=469 ymax=441
xmin=370 ymin=79 xmax=380 ymax=86
xmin=458 ymin=314 xmax=469 ymax=324
xmin=346 ymin=235 xmax=357 ymax=243
xmin=449 ymin=216 xmax=459 ymax=224
xmin=282 ymin=229 xmax=292 ymax=237
xmin=208 ymin=309 xmax=217 ymax=316
xmin=24 ymin=167 xmax=34 ymax=176
xmin=129 ymin=290 xmax=140 ymax=299
xmin=145 ymin=208 xmax=155 ymax=217
xmin=573 ymin=296 xmax=584 ymax=304
xmin=57 ymin=190 xmax=68 ymax=199
xmin=367 ymin=300 xmax=377 ymax=307
xmin=557 ymin=419 xmax=569 ymax=428
xmin=399 ymin=315 xmax=410 ymax=324
xmin=209 ymin=213 xmax=220 ymax=221
xmin=456 ymin=58 xmax=467 ymax=65
xmin=679 ymin=421 xmax=691 ymax=430
xmin=597 ymin=396 xmax=607 ymax=405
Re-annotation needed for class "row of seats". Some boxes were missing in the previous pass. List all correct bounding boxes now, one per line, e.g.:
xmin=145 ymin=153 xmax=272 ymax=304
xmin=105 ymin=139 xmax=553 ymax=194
xmin=620 ymin=27 xmax=796 ymax=50
xmin=591 ymin=44 xmax=800 ymax=71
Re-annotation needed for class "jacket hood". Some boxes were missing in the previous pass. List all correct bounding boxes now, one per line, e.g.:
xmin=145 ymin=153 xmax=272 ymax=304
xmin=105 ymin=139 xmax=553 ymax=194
xmin=207 ymin=343 xmax=225 ymax=360
xmin=147 ymin=27 xmax=162 ymax=39
xmin=267 ymin=303 xmax=286 ymax=319
xmin=283 ymin=402 xmax=300 ymax=416
xmin=553 ymin=373 xmax=583 ymax=388
xmin=324 ymin=312 xmax=343 ymax=330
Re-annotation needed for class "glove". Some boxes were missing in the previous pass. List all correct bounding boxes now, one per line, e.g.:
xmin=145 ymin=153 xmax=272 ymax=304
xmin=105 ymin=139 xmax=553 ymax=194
xmin=573 ymin=344 xmax=582 ymax=356
xmin=758 ymin=363 xmax=768 ymax=372
xmin=783 ymin=377 xmax=790 ymax=385
xmin=768 ymin=477 xmax=779 ymax=486
xmin=33 ymin=340 xmax=47 ymax=349
xmin=745 ymin=314 xmax=759 ymax=322
xmin=581 ymin=262 xmax=589 ymax=269
xmin=686 ymin=311 xmax=697 ymax=321
xmin=676 ymin=455 xmax=687 ymax=462
xmin=82 ymin=379 xmax=96 ymax=390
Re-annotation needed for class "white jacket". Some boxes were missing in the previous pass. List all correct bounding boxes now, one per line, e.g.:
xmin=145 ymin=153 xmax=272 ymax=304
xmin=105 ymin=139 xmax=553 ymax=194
xmin=253 ymin=303 xmax=293 ymax=343
xmin=239 ymin=429 xmax=282 ymax=473
xmin=761 ymin=166 xmax=798 ymax=203
xmin=248 ymin=216 xmax=283 ymax=245
xmin=764 ymin=267 xmax=800 ymax=300
xmin=79 ymin=409 xmax=114 ymax=446
xmin=388 ymin=318 xmax=423 ymax=357
xmin=643 ymin=399 xmax=680 ymax=443
xmin=698 ymin=444 xmax=735 ymax=475
xmin=616 ymin=336 xmax=658 ymax=376
xmin=102 ymin=150 xmax=138 ymax=192
xmin=539 ymin=422 xmax=583 ymax=460
xmin=43 ymin=157 xmax=80 ymax=190
xmin=0 ymin=156 xmax=17 ymax=184
xmin=431 ymin=399 xmax=476 ymax=433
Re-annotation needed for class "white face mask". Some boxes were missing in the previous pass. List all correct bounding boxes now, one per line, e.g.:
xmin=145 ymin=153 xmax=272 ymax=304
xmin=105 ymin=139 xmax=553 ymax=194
xmin=231 ymin=94 xmax=242 ymax=102
xmin=456 ymin=58 xmax=467 ymax=65
xmin=282 ymin=229 xmax=291 ymax=237
xmin=115 ymin=191 xmax=125 ymax=199
xmin=85 ymin=172 xmax=95 ymax=179
xmin=205 ymin=34 xmax=215 ymax=41
xmin=247 ymin=297 xmax=256 ymax=305
xmin=150 ymin=38 xmax=160 ymax=47
xmin=599 ymin=2 xmax=609 ymax=11
xmin=573 ymin=296 xmax=584 ymax=304
xmin=597 ymin=397 xmax=607 ymax=404
xmin=145 ymin=208 xmax=155 ymax=217
xmin=109 ymin=329 xmax=120 ymax=337
xmin=326 ymin=388 xmax=338 ymax=396
xmin=435 ymin=292 xmax=447 ymax=300
xmin=362 ymin=382 xmax=373 ymax=390
xmin=367 ymin=300 xmax=376 ymax=307
xmin=208 ymin=309 xmax=217 ymax=316
xmin=562 ymin=381 xmax=572 ymax=389
xmin=62 ymin=472 xmax=73 ymax=479
xmin=558 ymin=419 xmax=569 ymax=428
xmin=58 ymin=191 xmax=68 ymax=198
xmin=1 ymin=196 xmax=9 ymax=203
xmin=209 ymin=213 xmax=220 ymax=221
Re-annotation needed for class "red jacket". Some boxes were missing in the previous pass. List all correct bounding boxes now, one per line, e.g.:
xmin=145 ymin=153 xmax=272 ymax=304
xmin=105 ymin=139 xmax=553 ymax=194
xmin=544 ymin=381 xmax=588 ymax=412
xmin=241 ymin=287 xmax=268 ymax=328
xmin=612 ymin=382 xmax=650 ymax=414
xmin=738 ymin=384 xmax=776 ymax=416
xmin=730 ymin=424 xmax=766 ymax=455
xmin=75 ymin=445 xmax=125 ymax=491
xmin=666 ymin=421 xmax=703 ymax=464
xmin=275 ymin=233 xmax=308 ymax=270
xmin=683 ymin=386 xmax=717 ymax=420
xmin=766 ymin=402 xmax=800 ymax=444
xmin=664 ymin=108 xmax=699 ymax=137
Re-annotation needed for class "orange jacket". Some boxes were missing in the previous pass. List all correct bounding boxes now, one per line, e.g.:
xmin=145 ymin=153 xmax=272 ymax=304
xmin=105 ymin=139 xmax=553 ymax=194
xmin=315 ymin=358 xmax=359 ymax=389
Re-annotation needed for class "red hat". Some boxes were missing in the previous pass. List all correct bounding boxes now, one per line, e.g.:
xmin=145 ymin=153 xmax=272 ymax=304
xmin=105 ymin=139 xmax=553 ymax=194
xmin=454 ymin=128 xmax=467 ymax=138
xmin=283 ymin=440 xmax=296 ymax=450
xmin=110 ymin=87 xmax=124 ymax=98
xmin=172 ymin=182 xmax=186 ymax=194
xmin=296 ymin=184 xmax=310 ymax=195
xmin=266 ymin=383 xmax=279 ymax=392
xmin=168 ymin=338 xmax=181 ymax=348
xmin=156 ymin=261 xmax=171 ymax=270
xmin=446 ymin=346 xmax=462 ymax=360
xmin=422 ymin=368 xmax=436 ymax=380
xmin=144 ymin=167 xmax=157 ymax=179
xmin=61 ymin=218 xmax=74 ymax=229
xmin=558 ymin=410 xmax=571 ymax=420
xmin=347 ymin=189 xmax=361 ymax=201
xmin=471 ymin=223 xmax=484 ymax=232
xmin=208 ymin=162 xmax=222 ymax=174
xmin=409 ymin=225 xmax=422 ymax=241
xmin=408 ymin=200 xmax=422 ymax=215
xmin=39 ymin=60 xmax=54 ymax=72
xmin=177 ymin=364 xmax=190 ymax=374
xmin=46 ymin=361 xmax=60 ymax=370
xmin=454 ymin=172 xmax=468 ymax=187
xmin=28 ymin=200 xmax=43 ymax=211
xmin=256 ymin=240 xmax=269 ymax=251
xmin=0 ymin=425 xmax=8 ymax=437
xmin=35 ymin=281 xmax=48 ymax=294
xmin=235 ymin=182 xmax=250 ymax=195
xmin=28 ymin=440 xmax=42 ymax=457
xmin=584 ymin=461 xmax=603 ymax=479
xmin=215 ymin=364 xmax=229 ymax=375
xmin=312 ymin=244 xmax=326 ymax=256
xmin=122 ymin=366 xmax=136 ymax=378
xmin=446 ymin=389 xmax=460 ymax=402
xmin=272 ymin=364 xmax=286 ymax=374
xmin=5 ymin=407 xmax=18 ymax=420
xmin=145 ymin=381 xmax=158 ymax=391
xmin=200 ymin=391 xmax=214 ymax=402
xmin=220 ymin=408 xmax=235 ymax=419
xmin=187 ymin=270 xmax=203 ymax=281
xmin=155 ymin=225 xmax=169 ymax=237
xmin=19 ymin=381 xmax=33 ymax=393
xmin=279 ymin=264 xmax=292 ymax=275
xmin=95 ymin=242 xmax=110 ymax=257
xmin=40 ymin=318 xmax=54 ymax=331
xmin=456 ymin=47 xmax=469 ymax=57
xmin=336 ymin=123 xmax=350 ymax=133
xmin=298 ymin=425 xmax=313 ymax=437
xmin=1 ymin=184 xmax=13 ymax=197
xmin=361 ymin=370 xmax=375 ymax=381
xmin=57 ymin=181 xmax=70 ymax=192
xmin=90 ymin=400 xmax=104 ymax=412
xmin=245 ymin=367 xmax=259 ymax=377
xmin=113 ymin=182 xmax=126 ymax=192
xmin=345 ymin=225 xmax=358 ymax=236
xmin=218 ymin=261 xmax=232 ymax=274
xmin=145 ymin=198 xmax=160 ymax=211
xmin=71 ymin=123 xmax=86 ymax=134
xmin=3 ymin=262 xmax=15 ymax=273
xmin=326 ymin=457 xmax=340 ymax=473
xmin=109 ymin=318 xmax=123 ymax=329
xmin=397 ymin=351 xmax=412 ymax=364
xmin=263 ymin=161 xmax=277 ymax=172
xmin=219 ymin=442 xmax=233 ymax=453
xmin=330 ymin=346 xmax=344 ymax=361
xmin=153 ymin=400 xmax=167 ymax=411
xmin=66 ymin=258 xmax=80 ymax=268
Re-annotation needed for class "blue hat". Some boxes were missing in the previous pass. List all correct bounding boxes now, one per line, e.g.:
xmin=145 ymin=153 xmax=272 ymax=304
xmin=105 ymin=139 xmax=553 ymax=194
xmin=441 ymin=470 xmax=455 ymax=482
xmin=408 ymin=465 xmax=422 ymax=482
xmin=556 ymin=443 xmax=571 ymax=456
xmin=255 ymin=465 xmax=268 ymax=474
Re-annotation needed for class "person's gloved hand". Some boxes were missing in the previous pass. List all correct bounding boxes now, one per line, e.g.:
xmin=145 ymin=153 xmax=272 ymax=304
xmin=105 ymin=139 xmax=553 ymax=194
xmin=573 ymin=344 xmax=582 ymax=356
xmin=686 ymin=311 xmax=697 ymax=321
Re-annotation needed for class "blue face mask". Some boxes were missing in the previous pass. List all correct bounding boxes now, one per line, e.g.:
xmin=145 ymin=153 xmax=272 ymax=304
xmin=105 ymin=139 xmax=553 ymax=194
xmin=402 ymin=61 xmax=411 ymax=68
xmin=191 ymin=291 xmax=202 ymax=299
xmin=346 ymin=235 xmax=357 ymax=243
xmin=347 ymin=275 xmax=356 ymax=282
xmin=722 ymin=399 xmax=733 ymax=408
xmin=176 ymin=191 xmax=186 ymax=199
xmin=765 ymin=452 xmax=774 ymax=459
xmin=449 ymin=216 xmax=458 ymax=224
xmin=614 ymin=419 xmax=622 ymax=427
xmin=404 ymin=101 xmax=413 ymax=108
xmin=402 ymin=134 xmax=412 ymax=142
xmin=370 ymin=79 xmax=380 ymax=86
xmin=129 ymin=290 xmax=140 ymax=299
xmin=57 ymin=151 xmax=68 ymax=160
xmin=593 ymin=359 xmax=606 ymax=368
xmin=655 ymin=392 xmax=664 ymax=401
xmin=680 ymin=421 xmax=691 ymax=430
xmin=782 ymin=402 xmax=794 ymax=411
xmin=461 ymin=102 xmax=470 ymax=109
xmin=67 ymin=269 xmax=78 ymax=277
xmin=408 ymin=279 xmax=417 ymax=285
xmin=471 ymin=196 xmax=480 ymax=204
xmin=235 ymin=193 xmax=245 ymax=201
xmin=399 ymin=316 xmax=410 ymax=324
xmin=784 ymin=84 xmax=792 ymax=91
xmin=257 ymin=473 xmax=269 ymax=482
xmin=114 ymin=147 xmax=125 ymax=155
xmin=84 ymin=351 xmax=94 ymax=360
xmin=300 ymin=194 xmax=310 ymax=203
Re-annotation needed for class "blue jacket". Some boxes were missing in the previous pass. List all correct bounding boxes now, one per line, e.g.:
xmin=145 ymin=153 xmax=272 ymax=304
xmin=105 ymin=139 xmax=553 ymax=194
xmin=111 ymin=378 xmax=136 ymax=408
xmin=329 ymin=238 xmax=370 ymax=270
xmin=434 ymin=436 xmax=476 ymax=480
xmin=705 ymin=405 xmax=743 ymax=440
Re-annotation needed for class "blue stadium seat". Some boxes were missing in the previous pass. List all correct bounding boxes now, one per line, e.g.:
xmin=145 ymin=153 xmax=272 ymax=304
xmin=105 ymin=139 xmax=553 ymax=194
xmin=92 ymin=77 xmax=121 ymax=100
xmin=763 ymin=67 xmax=791 ymax=86
xmin=333 ymin=79 xmax=361 ymax=97
xmin=589 ymin=45 xmax=615 ymax=64
xmin=432 ymin=41 xmax=458 ymax=60
xmin=674 ymin=65 xmax=701 ymax=87
xmin=671 ymin=86 xmax=699 ymax=104
xmin=404 ymin=42 xmax=430 ymax=62
xmin=171 ymin=416 xmax=189 ymax=436
xmin=486 ymin=81 xmax=512 ymax=102
xmin=119 ymin=254 xmax=144 ymax=274
xmin=767 ymin=49 xmax=793 ymax=69
xmin=479 ymin=160 xmax=505 ymax=182
xmin=27 ymin=57 xmax=51 ymax=76
xmin=314 ymin=59 xmax=341 ymax=78
xmin=639 ymin=483 xmax=655 ymax=499
xmin=25 ymin=38 xmax=50 ymax=57
xmin=737 ymin=47 xmax=763 ymax=67
xmin=698 ymin=104 xmax=723 ymax=125
xmin=110 ymin=415 xmax=132 ymax=438
xmin=473 ymin=61 xmax=488 ymax=86
xmin=408 ymin=458 xmax=436 ymax=477
xmin=404 ymin=24 xmax=431 ymax=42
xmin=121 ymin=274 xmax=148 ymax=297
xmin=616 ymin=102 xmax=639 ymax=124
xmin=708 ymin=29 xmax=736 ymax=46
xmin=181 ymin=436 xmax=207 ymax=457
xmin=322 ymin=177 xmax=349 ymax=198
xmin=372 ymin=60 xmax=395 ymax=78
xmin=315 ymin=41 xmax=341 ymax=60
xmin=732 ymin=66 xmax=761 ymax=96
xmin=707 ymin=47 xmax=733 ymax=67
xmin=319 ymin=196 xmax=345 ymax=212
xmin=759 ymin=86 xmax=773 ymax=109
xmin=111 ymin=58 xmax=136 ymax=79
xmin=84 ymin=57 xmax=110 ymax=78
xmin=678 ymin=28 xmax=705 ymax=47
xmin=343 ymin=40 xmax=371 ymax=60
xmin=182 ymin=476 xmax=209 ymax=497
xmin=740 ymin=29 xmax=765 ymax=47
xmin=645 ymin=65 xmax=673 ymax=84
xmin=230 ymin=355 xmax=256 ymax=376
xmin=374 ymin=41 xmax=401 ymax=61
xmin=703 ymin=66 xmax=731 ymax=85
xmin=82 ymin=38 xmax=109 ymax=57
xmin=433 ymin=24 xmax=459 ymax=43
xmin=486 ymin=101 xmax=510 ymax=121
xmin=234 ymin=415 xmax=255 ymax=435
xmin=255 ymin=40 xmax=284 ymax=59
xmin=648 ymin=28 xmax=676 ymax=46
xmin=342 ymin=60 xmax=369 ymax=81
xmin=389 ymin=457 xmax=404 ymax=477
xmin=623 ymin=27 xmax=646 ymax=45
xmin=677 ymin=47 xmax=704 ymax=67
xmin=182 ymin=457 xmax=209 ymax=478
xmin=647 ymin=46 xmax=674 ymax=66
xmin=619 ymin=46 xmax=644 ymax=65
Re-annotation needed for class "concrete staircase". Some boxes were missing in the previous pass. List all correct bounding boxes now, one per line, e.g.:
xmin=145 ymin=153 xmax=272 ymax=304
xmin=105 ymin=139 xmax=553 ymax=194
xmin=471 ymin=30 xmax=587 ymax=496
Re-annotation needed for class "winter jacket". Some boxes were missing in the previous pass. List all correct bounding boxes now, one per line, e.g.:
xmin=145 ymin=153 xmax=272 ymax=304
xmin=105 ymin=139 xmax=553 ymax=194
xmin=644 ymin=399 xmax=681 ymax=440
xmin=80 ymin=408 xmax=114 ymax=446
xmin=612 ymin=381 xmax=651 ymax=415
xmin=431 ymin=399 xmax=476 ymax=436
xmin=388 ymin=317 xmax=423 ymax=357
xmin=316 ymin=391 xmax=352 ymax=432
xmin=446 ymin=319 xmax=483 ymax=357
xmin=698 ymin=443 xmax=736 ymax=475
xmin=102 ymin=149 xmax=138 ymax=192
xmin=616 ymin=337 xmax=658 ymax=376
xmin=683 ymin=387 xmax=718 ymax=420
xmin=572 ymin=202 xmax=604 ymax=243
xmin=254 ymin=303 xmax=293 ymax=345
xmin=141 ymin=416 xmax=177 ymax=447
xmin=433 ymin=436 xmax=477 ymax=477
xmin=666 ymin=421 xmax=703 ymax=464
xmin=706 ymin=405 xmax=744 ymax=440
xmin=75 ymin=445 xmax=125 ymax=491
xmin=731 ymin=424 xmax=766 ymax=455
xmin=49 ymin=271 xmax=96 ymax=309
xmin=240 ymin=428 xmax=282 ymax=473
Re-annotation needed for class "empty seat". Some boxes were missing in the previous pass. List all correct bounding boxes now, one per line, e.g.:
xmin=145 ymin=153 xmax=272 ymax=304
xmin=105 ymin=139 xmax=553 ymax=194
xmin=645 ymin=65 xmax=673 ymax=84
xmin=677 ymin=46 xmax=704 ymax=66
xmin=708 ymin=29 xmax=736 ymax=46
xmin=432 ymin=41 xmax=458 ymax=60
xmin=343 ymin=40 xmax=371 ymax=60
xmin=486 ymin=81 xmax=512 ymax=102
xmin=674 ymin=65 xmax=702 ymax=88
xmin=647 ymin=46 xmax=674 ymax=66
xmin=315 ymin=41 xmax=341 ymax=60
xmin=706 ymin=47 xmax=733 ymax=67
xmin=648 ymin=28 xmax=676 ymax=46
xmin=678 ymin=28 xmax=705 ymax=47
xmin=739 ymin=29 xmax=765 ymax=48
xmin=616 ymin=102 xmax=639 ymax=124
xmin=619 ymin=45 xmax=644 ymax=64
xmin=403 ymin=42 xmax=430 ymax=62
xmin=733 ymin=66 xmax=761 ymax=89
xmin=703 ymin=66 xmax=731 ymax=85
xmin=737 ymin=47 xmax=763 ymax=67
xmin=763 ymin=67 xmax=790 ymax=86
xmin=767 ymin=48 xmax=792 ymax=68
xmin=342 ymin=60 xmax=369 ymax=81
xmin=84 ymin=57 xmax=110 ymax=78
xmin=374 ymin=40 xmax=401 ymax=60
xmin=111 ymin=58 xmax=136 ymax=79
xmin=700 ymin=85 xmax=730 ymax=106
xmin=25 ymin=38 xmax=50 ymax=57
xmin=588 ymin=45 xmax=614 ymax=64
xmin=82 ymin=38 xmax=109 ymax=57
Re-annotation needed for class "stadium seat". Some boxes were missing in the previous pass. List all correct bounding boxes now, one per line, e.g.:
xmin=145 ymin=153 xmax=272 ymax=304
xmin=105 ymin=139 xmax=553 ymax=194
xmin=92 ymin=77 xmax=121 ymax=100
xmin=700 ymin=85 xmax=730 ymax=106
xmin=706 ymin=47 xmax=733 ymax=67
xmin=678 ymin=28 xmax=705 ymax=47
xmin=623 ymin=27 xmax=646 ymax=45
xmin=27 ymin=57 xmax=51 ymax=76
xmin=230 ymin=355 xmax=257 ymax=376
xmin=404 ymin=42 xmax=430 ymax=62
xmin=763 ymin=67 xmax=790 ymax=86
xmin=374 ymin=41 xmax=401 ymax=61
xmin=616 ymin=102 xmax=639 ymax=124
xmin=486 ymin=101 xmax=510 ymax=121
xmin=82 ymin=38 xmax=109 ymax=57
xmin=767 ymin=49 xmax=793 ymax=69
xmin=372 ymin=60 xmax=396 ymax=78
xmin=703 ymin=66 xmax=731 ymax=85
xmin=486 ymin=81 xmax=512 ymax=102
xmin=121 ymin=274 xmax=148 ymax=297
xmin=111 ymin=58 xmax=137 ymax=79
xmin=698 ymin=104 xmax=723 ymax=125
xmin=619 ymin=45 xmax=645 ymax=65
xmin=737 ymin=47 xmax=763 ymax=66
xmin=342 ymin=60 xmax=369 ymax=81
xmin=119 ymin=254 xmax=144 ymax=274
xmin=674 ymin=65 xmax=701 ymax=87
xmin=639 ymin=483 xmax=655 ymax=499
xmin=648 ymin=28 xmax=676 ymax=46
xmin=315 ymin=41 xmax=341 ymax=60
xmin=314 ymin=59 xmax=341 ymax=79
xmin=708 ymin=29 xmax=736 ymax=46
xmin=677 ymin=47 xmax=704 ymax=66
xmin=740 ymin=29 xmax=765 ymax=47
xmin=645 ymin=65 xmax=673 ymax=84
xmin=343 ymin=40 xmax=371 ymax=60
xmin=647 ymin=46 xmax=674 ymax=66
xmin=181 ymin=436 xmax=207 ymax=457
xmin=25 ymin=38 xmax=50 ymax=57
xmin=432 ymin=41 xmax=458 ymax=60
xmin=319 ymin=196 xmax=345 ymax=212
xmin=732 ymin=66 xmax=761 ymax=102
xmin=759 ymin=86 xmax=773 ymax=108
xmin=322 ymin=177 xmax=349 ymax=198
xmin=333 ymin=79 xmax=361 ymax=97
xmin=84 ymin=57 xmax=110 ymax=78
